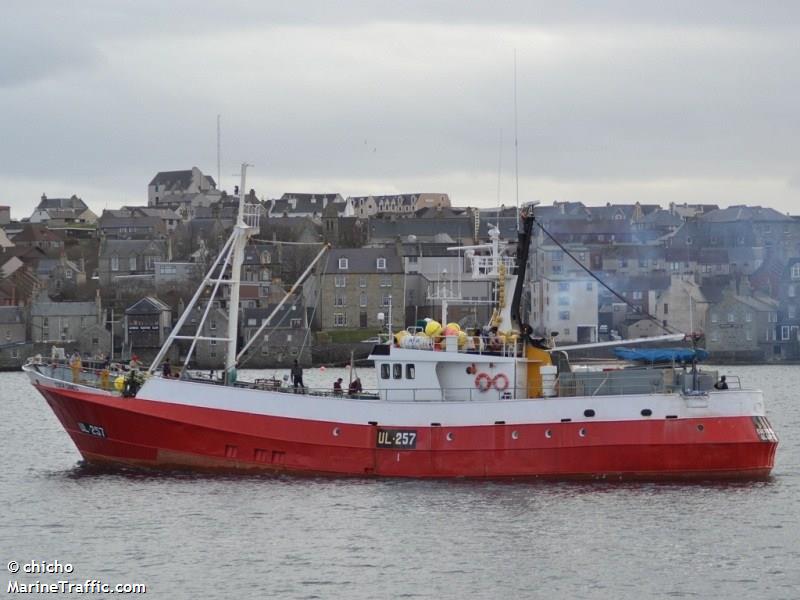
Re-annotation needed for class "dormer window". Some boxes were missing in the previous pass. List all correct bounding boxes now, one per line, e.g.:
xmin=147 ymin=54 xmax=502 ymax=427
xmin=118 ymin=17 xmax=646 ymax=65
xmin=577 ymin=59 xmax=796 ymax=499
xmin=376 ymin=257 xmax=387 ymax=270
xmin=339 ymin=257 xmax=349 ymax=270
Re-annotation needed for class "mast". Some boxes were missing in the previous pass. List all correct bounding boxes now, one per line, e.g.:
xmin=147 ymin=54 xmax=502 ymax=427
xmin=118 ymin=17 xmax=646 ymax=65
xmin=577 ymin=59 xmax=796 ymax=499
xmin=225 ymin=163 xmax=253 ymax=381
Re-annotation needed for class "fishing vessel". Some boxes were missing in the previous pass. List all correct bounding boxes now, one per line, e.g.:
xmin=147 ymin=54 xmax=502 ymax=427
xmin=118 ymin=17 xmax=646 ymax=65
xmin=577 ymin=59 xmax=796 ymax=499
xmin=24 ymin=166 xmax=778 ymax=479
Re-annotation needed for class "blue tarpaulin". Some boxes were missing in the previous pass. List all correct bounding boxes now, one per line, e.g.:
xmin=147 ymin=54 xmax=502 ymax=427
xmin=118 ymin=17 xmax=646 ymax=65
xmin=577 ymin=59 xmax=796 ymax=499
xmin=613 ymin=347 xmax=709 ymax=363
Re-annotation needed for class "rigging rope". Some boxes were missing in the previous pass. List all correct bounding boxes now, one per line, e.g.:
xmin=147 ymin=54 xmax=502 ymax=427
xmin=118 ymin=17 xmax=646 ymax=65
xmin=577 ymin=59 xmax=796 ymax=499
xmin=250 ymin=238 xmax=326 ymax=246
xmin=531 ymin=217 xmax=681 ymax=336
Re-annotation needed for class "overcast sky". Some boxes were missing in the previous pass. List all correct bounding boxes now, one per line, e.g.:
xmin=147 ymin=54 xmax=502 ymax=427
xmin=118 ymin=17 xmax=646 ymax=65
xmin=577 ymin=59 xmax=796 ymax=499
xmin=2 ymin=1 xmax=800 ymax=217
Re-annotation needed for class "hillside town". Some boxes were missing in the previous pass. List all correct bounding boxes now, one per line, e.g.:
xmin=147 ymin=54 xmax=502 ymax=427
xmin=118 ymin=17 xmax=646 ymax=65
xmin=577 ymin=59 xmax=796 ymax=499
xmin=1 ymin=165 xmax=799 ymax=369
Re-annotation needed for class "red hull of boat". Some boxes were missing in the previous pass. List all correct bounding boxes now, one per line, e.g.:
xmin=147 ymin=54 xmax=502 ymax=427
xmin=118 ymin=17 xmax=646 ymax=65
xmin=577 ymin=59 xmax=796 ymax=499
xmin=37 ymin=384 xmax=777 ymax=480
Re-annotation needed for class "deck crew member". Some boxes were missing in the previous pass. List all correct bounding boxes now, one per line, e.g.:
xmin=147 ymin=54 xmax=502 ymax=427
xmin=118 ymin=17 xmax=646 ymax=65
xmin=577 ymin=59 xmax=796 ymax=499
xmin=291 ymin=360 xmax=305 ymax=391
xmin=714 ymin=375 xmax=729 ymax=390
xmin=333 ymin=377 xmax=343 ymax=395
xmin=348 ymin=377 xmax=362 ymax=396
xmin=162 ymin=358 xmax=172 ymax=378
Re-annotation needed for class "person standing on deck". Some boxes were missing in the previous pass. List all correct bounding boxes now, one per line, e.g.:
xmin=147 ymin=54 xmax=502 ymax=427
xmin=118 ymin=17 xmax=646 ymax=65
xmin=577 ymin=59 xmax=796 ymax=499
xmin=291 ymin=360 xmax=305 ymax=391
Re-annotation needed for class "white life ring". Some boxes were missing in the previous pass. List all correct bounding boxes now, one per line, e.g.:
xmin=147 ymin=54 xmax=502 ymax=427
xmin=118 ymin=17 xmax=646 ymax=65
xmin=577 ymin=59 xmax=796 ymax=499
xmin=492 ymin=373 xmax=509 ymax=392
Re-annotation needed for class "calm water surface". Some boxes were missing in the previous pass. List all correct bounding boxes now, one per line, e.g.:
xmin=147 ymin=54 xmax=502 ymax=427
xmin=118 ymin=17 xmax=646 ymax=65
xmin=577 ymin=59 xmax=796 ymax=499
xmin=1 ymin=365 xmax=798 ymax=599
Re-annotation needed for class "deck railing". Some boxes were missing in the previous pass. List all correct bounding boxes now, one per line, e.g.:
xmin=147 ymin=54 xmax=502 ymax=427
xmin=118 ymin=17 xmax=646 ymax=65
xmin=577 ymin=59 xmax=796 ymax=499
xmin=30 ymin=358 xmax=739 ymax=402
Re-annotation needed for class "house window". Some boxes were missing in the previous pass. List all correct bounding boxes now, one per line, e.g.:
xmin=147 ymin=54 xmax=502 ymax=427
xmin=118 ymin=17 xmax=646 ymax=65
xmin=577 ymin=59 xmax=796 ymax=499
xmin=65 ymin=269 xmax=73 ymax=279
xmin=782 ymin=326 xmax=790 ymax=340
xmin=727 ymin=313 xmax=735 ymax=323
xmin=406 ymin=364 xmax=415 ymax=379
xmin=11 ymin=349 xmax=18 ymax=358
xmin=334 ymin=313 xmax=347 ymax=327
xmin=393 ymin=363 xmax=402 ymax=379
xmin=145 ymin=256 xmax=156 ymax=270
xmin=789 ymin=306 xmax=796 ymax=320
xmin=586 ymin=282 xmax=593 ymax=291
xmin=558 ymin=311 xmax=570 ymax=320
xmin=287 ymin=334 xmax=292 ymax=342
xmin=381 ymin=364 xmax=390 ymax=379
xmin=210 ymin=339 xmax=217 ymax=345
xmin=711 ymin=313 xmax=718 ymax=323
xmin=247 ymin=318 xmax=256 ymax=326
xmin=792 ymin=264 xmax=800 ymax=279
xmin=664 ymin=303 xmax=669 ymax=315
xmin=359 ymin=276 xmax=367 ymax=288
xmin=261 ymin=344 xmax=269 ymax=354
xmin=129 ymin=256 xmax=137 ymax=271
xmin=558 ymin=296 xmax=569 ymax=306
xmin=558 ymin=282 xmax=569 ymax=292
xmin=711 ymin=332 xmax=719 ymax=342
xmin=359 ymin=292 xmax=367 ymax=308
xmin=210 ymin=320 xmax=217 ymax=330
xmin=376 ymin=257 xmax=387 ymax=270
xmin=632 ymin=291 xmax=643 ymax=300
xmin=380 ymin=276 xmax=392 ymax=288
xmin=111 ymin=256 xmax=119 ymax=272
xmin=746 ymin=330 xmax=753 ymax=341
xmin=338 ymin=257 xmax=349 ymax=270
xmin=551 ymin=265 xmax=562 ymax=274
xmin=550 ymin=251 xmax=563 ymax=261
xmin=290 ymin=318 xmax=301 ymax=328
xmin=745 ymin=312 xmax=752 ymax=323
xmin=381 ymin=294 xmax=392 ymax=307
xmin=335 ymin=275 xmax=346 ymax=288
xmin=334 ymin=294 xmax=346 ymax=307
xmin=789 ymin=285 xmax=796 ymax=298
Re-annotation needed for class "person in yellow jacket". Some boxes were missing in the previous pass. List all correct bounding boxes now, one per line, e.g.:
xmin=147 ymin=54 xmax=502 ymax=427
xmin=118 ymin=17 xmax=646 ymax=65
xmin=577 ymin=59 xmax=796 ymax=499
xmin=69 ymin=352 xmax=82 ymax=384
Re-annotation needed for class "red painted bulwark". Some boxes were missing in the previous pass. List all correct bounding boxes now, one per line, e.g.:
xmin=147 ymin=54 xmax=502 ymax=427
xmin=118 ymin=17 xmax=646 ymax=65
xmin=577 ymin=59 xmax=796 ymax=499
xmin=36 ymin=384 xmax=777 ymax=480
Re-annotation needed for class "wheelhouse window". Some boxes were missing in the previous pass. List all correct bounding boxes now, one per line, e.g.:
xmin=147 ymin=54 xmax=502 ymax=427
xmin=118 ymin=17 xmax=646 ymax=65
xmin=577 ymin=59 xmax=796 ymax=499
xmin=405 ymin=364 xmax=415 ymax=379
xmin=381 ymin=364 xmax=390 ymax=379
xmin=393 ymin=363 xmax=402 ymax=379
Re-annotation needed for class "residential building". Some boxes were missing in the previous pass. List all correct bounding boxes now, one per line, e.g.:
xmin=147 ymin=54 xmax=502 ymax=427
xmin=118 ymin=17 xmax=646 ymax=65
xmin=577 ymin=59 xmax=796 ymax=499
xmin=705 ymin=279 xmax=779 ymax=361
xmin=148 ymin=167 xmax=219 ymax=208
xmin=30 ymin=293 xmax=107 ymax=353
xmin=98 ymin=239 xmax=168 ymax=286
xmin=651 ymin=275 xmax=709 ymax=335
xmin=351 ymin=193 xmax=450 ymax=219
xmin=29 ymin=194 xmax=97 ymax=225
xmin=316 ymin=248 xmax=404 ymax=330
xmin=98 ymin=210 xmax=167 ymax=240
xmin=530 ymin=276 xmax=598 ymax=343
xmin=0 ymin=305 xmax=27 ymax=368
xmin=241 ymin=303 xmax=311 ymax=368
xmin=11 ymin=224 xmax=64 ymax=255
xmin=268 ymin=193 xmax=349 ymax=219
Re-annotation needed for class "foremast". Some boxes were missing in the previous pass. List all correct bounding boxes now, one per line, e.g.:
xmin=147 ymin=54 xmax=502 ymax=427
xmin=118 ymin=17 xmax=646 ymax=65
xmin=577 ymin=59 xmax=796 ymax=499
xmin=225 ymin=164 xmax=258 ymax=381
xmin=148 ymin=163 xmax=260 ymax=383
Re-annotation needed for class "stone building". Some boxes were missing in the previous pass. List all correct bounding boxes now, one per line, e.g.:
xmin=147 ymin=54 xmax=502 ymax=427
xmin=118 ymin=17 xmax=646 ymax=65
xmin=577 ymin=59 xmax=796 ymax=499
xmin=315 ymin=248 xmax=404 ymax=331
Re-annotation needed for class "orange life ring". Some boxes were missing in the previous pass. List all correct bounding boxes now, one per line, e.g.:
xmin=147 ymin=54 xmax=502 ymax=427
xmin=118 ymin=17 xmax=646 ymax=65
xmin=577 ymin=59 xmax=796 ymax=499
xmin=475 ymin=372 xmax=492 ymax=392
xmin=492 ymin=373 xmax=509 ymax=392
